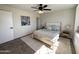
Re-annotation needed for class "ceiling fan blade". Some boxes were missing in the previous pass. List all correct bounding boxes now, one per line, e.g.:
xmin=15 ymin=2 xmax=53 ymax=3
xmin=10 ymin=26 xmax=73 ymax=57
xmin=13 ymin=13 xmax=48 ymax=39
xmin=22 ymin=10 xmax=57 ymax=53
xmin=43 ymin=9 xmax=51 ymax=11
xmin=43 ymin=5 xmax=47 ymax=8
xmin=34 ymin=10 xmax=38 ymax=11
xmin=31 ymin=7 xmax=38 ymax=9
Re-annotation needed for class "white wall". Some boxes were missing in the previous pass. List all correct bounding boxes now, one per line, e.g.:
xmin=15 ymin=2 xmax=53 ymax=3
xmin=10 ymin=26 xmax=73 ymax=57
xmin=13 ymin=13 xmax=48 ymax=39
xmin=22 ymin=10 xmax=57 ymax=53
xmin=0 ymin=5 xmax=37 ymax=39
xmin=74 ymin=5 xmax=79 ymax=54
xmin=40 ymin=8 xmax=76 ymax=31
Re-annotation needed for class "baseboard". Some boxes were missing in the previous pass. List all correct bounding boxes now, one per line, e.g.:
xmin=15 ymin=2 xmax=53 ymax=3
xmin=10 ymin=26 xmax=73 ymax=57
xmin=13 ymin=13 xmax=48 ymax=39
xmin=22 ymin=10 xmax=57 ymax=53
xmin=14 ymin=33 xmax=33 ymax=40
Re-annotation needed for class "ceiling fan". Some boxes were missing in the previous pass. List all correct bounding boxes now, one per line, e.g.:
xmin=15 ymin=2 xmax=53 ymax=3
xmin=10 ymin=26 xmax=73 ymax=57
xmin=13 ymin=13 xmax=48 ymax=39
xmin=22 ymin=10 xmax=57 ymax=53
xmin=31 ymin=4 xmax=51 ymax=14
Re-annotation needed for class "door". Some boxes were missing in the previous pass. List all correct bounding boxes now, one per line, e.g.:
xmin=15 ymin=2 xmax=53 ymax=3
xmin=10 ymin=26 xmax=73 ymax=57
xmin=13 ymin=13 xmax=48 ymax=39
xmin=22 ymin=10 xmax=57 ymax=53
xmin=0 ymin=10 xmax=13 ymax=44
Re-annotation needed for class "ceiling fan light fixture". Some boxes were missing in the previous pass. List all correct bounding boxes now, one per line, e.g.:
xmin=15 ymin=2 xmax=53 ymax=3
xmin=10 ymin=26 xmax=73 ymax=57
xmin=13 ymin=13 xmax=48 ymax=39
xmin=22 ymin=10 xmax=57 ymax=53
xmin=38 ymin=10 xmax=44 ymax=14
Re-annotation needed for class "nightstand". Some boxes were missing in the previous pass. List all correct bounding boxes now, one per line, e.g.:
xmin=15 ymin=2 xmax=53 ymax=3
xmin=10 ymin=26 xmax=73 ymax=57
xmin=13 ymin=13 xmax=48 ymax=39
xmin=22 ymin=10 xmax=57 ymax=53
xmin=60 ymin=30 xmax=72 ymax=39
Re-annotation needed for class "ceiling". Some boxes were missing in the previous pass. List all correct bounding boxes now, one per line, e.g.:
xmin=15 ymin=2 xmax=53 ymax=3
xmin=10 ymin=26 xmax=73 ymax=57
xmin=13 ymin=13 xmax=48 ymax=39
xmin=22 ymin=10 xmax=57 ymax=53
xmin=7 ymin=4 xmax=77 ymax=12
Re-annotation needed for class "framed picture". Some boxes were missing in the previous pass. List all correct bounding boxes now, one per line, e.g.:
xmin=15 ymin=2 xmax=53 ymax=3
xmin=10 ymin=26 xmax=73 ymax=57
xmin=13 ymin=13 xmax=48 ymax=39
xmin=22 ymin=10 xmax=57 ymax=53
xmin=21 ymin=16 xmax=30 ymax=26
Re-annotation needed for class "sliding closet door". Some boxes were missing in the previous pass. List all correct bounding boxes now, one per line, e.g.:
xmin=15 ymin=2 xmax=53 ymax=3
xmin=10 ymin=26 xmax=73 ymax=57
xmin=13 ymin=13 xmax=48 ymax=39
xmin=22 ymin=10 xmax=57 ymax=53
xmin=0 ymin=10 xmax=14 ymax=44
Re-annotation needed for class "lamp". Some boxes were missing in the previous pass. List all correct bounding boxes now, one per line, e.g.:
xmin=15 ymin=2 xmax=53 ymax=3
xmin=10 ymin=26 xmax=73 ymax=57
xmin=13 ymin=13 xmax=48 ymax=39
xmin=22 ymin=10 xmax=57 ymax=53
xmin=65 ymin=24 xmax=71 ymax=31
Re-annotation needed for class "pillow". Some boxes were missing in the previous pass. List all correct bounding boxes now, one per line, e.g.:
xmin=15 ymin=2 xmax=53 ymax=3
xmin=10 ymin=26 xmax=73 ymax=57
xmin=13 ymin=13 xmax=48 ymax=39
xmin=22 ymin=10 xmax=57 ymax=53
xmin=46 ymin=24 xmax=60 ymax=31
xmin=46 ymin=26 xmax=52 ymax=31
xmin=51 ymin=25 xmax=60 ymax=31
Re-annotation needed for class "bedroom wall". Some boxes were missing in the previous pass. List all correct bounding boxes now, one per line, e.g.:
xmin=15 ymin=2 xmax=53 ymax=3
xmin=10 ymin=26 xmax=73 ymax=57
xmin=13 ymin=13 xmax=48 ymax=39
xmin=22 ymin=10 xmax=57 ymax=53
xmin=40 ymin=8 xmax=76 ymax=31
xmin=0 ymin=5 xmax=37 ymax=39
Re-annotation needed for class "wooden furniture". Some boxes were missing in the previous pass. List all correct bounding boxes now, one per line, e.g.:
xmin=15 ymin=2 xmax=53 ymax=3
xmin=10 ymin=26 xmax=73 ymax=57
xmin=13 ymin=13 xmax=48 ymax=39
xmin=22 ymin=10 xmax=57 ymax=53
xmin=40 ymin=37 xmax=53 ymax=46
xmin=60 ymin=30 xmax=72 ymax=39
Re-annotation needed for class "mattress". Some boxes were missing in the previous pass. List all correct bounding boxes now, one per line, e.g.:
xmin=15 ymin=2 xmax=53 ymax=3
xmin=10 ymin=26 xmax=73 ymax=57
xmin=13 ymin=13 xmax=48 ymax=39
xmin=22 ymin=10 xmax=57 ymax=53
xmin=33 ymin=29 xmax=60 ymax=45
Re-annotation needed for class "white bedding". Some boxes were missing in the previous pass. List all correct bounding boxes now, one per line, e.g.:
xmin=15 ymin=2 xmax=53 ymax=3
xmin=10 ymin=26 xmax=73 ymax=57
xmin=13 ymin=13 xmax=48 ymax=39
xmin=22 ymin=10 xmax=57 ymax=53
xmin=33 ymin=29 xmax=60 ymax=45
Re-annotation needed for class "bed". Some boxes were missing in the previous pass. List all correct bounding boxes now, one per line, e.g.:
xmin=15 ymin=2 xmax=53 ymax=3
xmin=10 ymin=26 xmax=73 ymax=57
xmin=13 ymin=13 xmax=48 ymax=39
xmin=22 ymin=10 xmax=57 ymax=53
xmin=33 ymin=22 xmax=61 ymax=46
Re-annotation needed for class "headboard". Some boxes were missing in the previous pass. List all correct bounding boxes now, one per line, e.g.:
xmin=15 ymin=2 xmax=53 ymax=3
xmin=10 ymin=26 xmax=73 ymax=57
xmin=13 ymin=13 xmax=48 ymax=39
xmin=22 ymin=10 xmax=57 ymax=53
xmin=46 ymin=22 xmax=62 ymax=32
xmin=46 ymin=22 xmax=61 ymax=26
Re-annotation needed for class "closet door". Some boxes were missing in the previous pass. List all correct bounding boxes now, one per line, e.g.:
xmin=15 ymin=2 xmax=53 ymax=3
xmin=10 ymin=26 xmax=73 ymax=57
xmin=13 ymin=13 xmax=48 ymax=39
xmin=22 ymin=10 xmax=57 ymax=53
xmin=0 ymin=10 xmax=14 ymax=44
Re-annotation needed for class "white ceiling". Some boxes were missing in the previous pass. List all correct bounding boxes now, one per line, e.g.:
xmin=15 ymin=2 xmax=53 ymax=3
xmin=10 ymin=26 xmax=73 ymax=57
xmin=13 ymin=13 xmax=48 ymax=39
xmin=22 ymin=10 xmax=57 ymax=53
xmin=7 ymin=4 xmax=77 ymax=12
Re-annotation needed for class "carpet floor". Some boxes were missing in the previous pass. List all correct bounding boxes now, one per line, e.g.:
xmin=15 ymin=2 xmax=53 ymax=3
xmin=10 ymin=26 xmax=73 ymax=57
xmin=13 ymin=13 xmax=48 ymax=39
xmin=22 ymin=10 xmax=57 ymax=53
xmin=0 ymin=39 xmax=35 ymax=54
